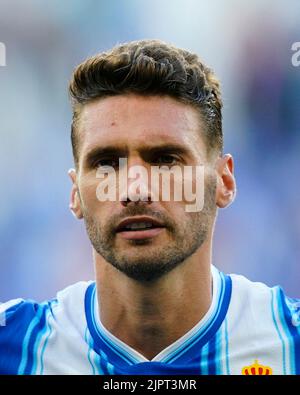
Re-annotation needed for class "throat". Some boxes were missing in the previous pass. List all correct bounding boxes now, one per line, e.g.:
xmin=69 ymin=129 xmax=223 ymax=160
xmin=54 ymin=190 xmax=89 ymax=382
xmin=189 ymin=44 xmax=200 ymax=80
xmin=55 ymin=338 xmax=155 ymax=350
xmin=102 ymin=305 xmax=208 ymax=362
xmin=109 ymin=321 xmax=179 ymax=361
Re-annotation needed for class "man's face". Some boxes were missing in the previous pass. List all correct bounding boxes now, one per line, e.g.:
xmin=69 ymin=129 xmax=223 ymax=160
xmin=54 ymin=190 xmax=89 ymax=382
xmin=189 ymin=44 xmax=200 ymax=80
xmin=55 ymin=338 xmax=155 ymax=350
xmin=74 ymin=94 xmax=217 ymax=282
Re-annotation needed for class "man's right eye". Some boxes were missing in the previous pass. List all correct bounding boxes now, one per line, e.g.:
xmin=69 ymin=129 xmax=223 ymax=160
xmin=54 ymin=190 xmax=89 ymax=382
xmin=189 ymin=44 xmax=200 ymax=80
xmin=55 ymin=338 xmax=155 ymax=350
xmin=95 ymin=158 xmax=119 ymax=168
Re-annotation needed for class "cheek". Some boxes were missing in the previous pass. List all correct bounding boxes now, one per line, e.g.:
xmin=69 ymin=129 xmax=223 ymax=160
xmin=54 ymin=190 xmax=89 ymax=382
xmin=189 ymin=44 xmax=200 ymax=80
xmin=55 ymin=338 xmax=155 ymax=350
xmin=79 ymin=176 xmax=103 ymax=210
xmin=168 ymin=169 xmax=205 ymax=213
xmin=80 ymin=176 xmax=119 ymax=225
xmin=163 ymin=202 xmax=186 ymax=226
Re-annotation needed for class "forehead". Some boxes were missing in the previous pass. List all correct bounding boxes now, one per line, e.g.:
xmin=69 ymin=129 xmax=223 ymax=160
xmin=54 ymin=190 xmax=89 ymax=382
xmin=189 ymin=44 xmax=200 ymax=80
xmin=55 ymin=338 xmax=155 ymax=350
xmin=78 ymin=94 xmax=206 ymax=157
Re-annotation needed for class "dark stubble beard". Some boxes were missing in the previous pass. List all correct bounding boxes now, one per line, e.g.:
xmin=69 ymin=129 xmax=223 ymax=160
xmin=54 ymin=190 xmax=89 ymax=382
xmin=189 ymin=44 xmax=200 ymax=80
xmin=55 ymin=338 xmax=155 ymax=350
xmin=82 ymin=174 xmax=217 ymax=282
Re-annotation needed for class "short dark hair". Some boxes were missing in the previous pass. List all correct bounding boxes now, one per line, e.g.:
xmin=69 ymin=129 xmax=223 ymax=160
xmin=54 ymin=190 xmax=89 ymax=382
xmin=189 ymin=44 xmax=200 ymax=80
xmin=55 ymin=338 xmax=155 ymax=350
xmin=69 ymin=39 xmax=223 ymax=165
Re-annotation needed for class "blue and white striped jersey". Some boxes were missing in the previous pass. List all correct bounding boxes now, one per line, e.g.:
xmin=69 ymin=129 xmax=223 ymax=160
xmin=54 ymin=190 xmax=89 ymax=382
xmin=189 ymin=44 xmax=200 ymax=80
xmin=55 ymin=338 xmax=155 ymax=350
xmin=0 ymin=265 xmax=299 ymax=375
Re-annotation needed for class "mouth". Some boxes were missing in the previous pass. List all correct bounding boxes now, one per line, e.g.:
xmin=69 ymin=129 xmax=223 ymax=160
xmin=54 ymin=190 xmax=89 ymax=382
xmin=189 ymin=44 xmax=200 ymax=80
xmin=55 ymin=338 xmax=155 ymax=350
xmin=115 ymin=216 xmax=166 ymax=240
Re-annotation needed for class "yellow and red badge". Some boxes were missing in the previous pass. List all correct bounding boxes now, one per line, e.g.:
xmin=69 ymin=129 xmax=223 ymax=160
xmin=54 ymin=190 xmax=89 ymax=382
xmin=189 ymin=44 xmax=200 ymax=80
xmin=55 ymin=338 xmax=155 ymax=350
xmin=242 ymin=360 xmax=273 ymax=375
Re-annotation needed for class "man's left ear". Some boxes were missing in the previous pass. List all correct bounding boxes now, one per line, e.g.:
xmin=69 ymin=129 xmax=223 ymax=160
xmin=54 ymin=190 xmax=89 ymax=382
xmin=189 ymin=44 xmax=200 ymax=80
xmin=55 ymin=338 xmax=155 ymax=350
xmin=215 ymin=154 xmax=236 ymax=208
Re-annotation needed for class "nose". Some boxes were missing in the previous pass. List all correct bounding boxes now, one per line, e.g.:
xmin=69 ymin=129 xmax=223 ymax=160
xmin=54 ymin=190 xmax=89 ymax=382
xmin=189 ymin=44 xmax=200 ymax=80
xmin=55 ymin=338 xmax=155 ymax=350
xmin=119 ymin=157 xmax=154 ymax=207
xmin=120 ymin=182 xmax=154 ymax=207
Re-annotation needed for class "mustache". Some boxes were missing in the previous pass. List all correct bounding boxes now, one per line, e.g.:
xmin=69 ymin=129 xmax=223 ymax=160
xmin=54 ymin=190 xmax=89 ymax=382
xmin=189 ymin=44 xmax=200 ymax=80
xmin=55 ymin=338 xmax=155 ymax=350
xmin=108 ymin=206 xmax=175 ymax=232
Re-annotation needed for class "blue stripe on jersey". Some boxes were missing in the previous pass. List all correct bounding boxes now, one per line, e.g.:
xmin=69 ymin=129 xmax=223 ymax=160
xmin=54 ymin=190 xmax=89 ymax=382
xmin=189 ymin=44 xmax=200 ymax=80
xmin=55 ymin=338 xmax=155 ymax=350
xmin=94 ymin=349 xmax=105 ymax=374
xmin=85 ymin=326 xmax=110 ymax=375
xmin=276 ymin=287 xmax=295 ymax=374
xmin=199 ymin=342 xmax=209 ymax=374
xmin=18 ymin=303 xmax=48 ymax=374
xmin=40 ymin=306 xmax=55 ymax=375
xmin=271 ymin=288 xmax=287 ymax=374
xmin=207 ymin=335 xmax=217 ymax=374
xmin=0 ymin=301 xmax=46 ymax=375
xmin=85 ymin=327 xmax=96 ymax=375
xmin=224 ymin=317 xmax=231 ymax=375
xmin=99 ymin=350 xmax=115 ymax=375
xmin=99 ymin=350 xmax=111 ymax=374
xmin=206 ymin=327 xmax=226 ymax=375
xmin=0 ymin=301 xmax=25 ymax=374
xmin=277 ymin=287 xmax=300 ymax=374
xmin=215 ymin=328 xmax=223 ymax=375
xmin=31 ymin=303 xmax=54 ymax=375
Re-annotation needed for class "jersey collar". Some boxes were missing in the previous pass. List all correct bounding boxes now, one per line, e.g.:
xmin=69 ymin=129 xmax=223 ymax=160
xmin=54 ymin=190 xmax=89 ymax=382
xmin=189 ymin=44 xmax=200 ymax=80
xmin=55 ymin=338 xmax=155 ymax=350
xmin=85 ymin=265 xmax=232 ymax=368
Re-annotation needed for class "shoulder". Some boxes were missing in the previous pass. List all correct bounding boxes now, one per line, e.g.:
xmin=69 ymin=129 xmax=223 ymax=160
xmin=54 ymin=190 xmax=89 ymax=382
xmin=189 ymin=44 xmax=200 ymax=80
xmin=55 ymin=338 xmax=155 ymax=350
xmin=229 ymin=271 xmax=300 ymax=310
xmin=227 ymin=270 xmax=300 ymax=338
xmin=229 ymin=271 xmax=274 ymax=304
xmin=54 ymin=280 xmax=93 ymax=312
xmin=0 ymin=281 xmax=92 ymax=374
xmin=0 ymin=281 xmax=91 ymax=325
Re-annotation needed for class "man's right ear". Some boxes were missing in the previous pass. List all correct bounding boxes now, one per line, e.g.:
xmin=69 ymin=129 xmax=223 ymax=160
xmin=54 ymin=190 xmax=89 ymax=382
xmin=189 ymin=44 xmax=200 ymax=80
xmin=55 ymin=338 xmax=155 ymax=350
xmin=68 ymin=169 xmax=83 ymax=219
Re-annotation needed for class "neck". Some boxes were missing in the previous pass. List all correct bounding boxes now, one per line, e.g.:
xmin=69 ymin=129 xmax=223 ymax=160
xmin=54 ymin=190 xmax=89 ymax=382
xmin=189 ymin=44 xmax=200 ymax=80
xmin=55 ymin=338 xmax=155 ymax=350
xmin=94 ymin=238 xmax=213 ymax=361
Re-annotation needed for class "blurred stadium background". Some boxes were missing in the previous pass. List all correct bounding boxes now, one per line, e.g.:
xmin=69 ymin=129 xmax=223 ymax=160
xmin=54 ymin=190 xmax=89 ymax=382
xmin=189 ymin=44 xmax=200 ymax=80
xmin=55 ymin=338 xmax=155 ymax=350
xmin=0 ymin=0 xmax=299 ymax=301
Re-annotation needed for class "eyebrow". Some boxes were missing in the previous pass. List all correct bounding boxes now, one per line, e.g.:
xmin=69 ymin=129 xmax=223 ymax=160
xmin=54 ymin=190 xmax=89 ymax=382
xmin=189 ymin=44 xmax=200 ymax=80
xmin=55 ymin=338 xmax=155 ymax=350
xmin=83 ymin=143 xmax=193 ymax=167
xmin=84 ymin=146 xmax=128 ymax=167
